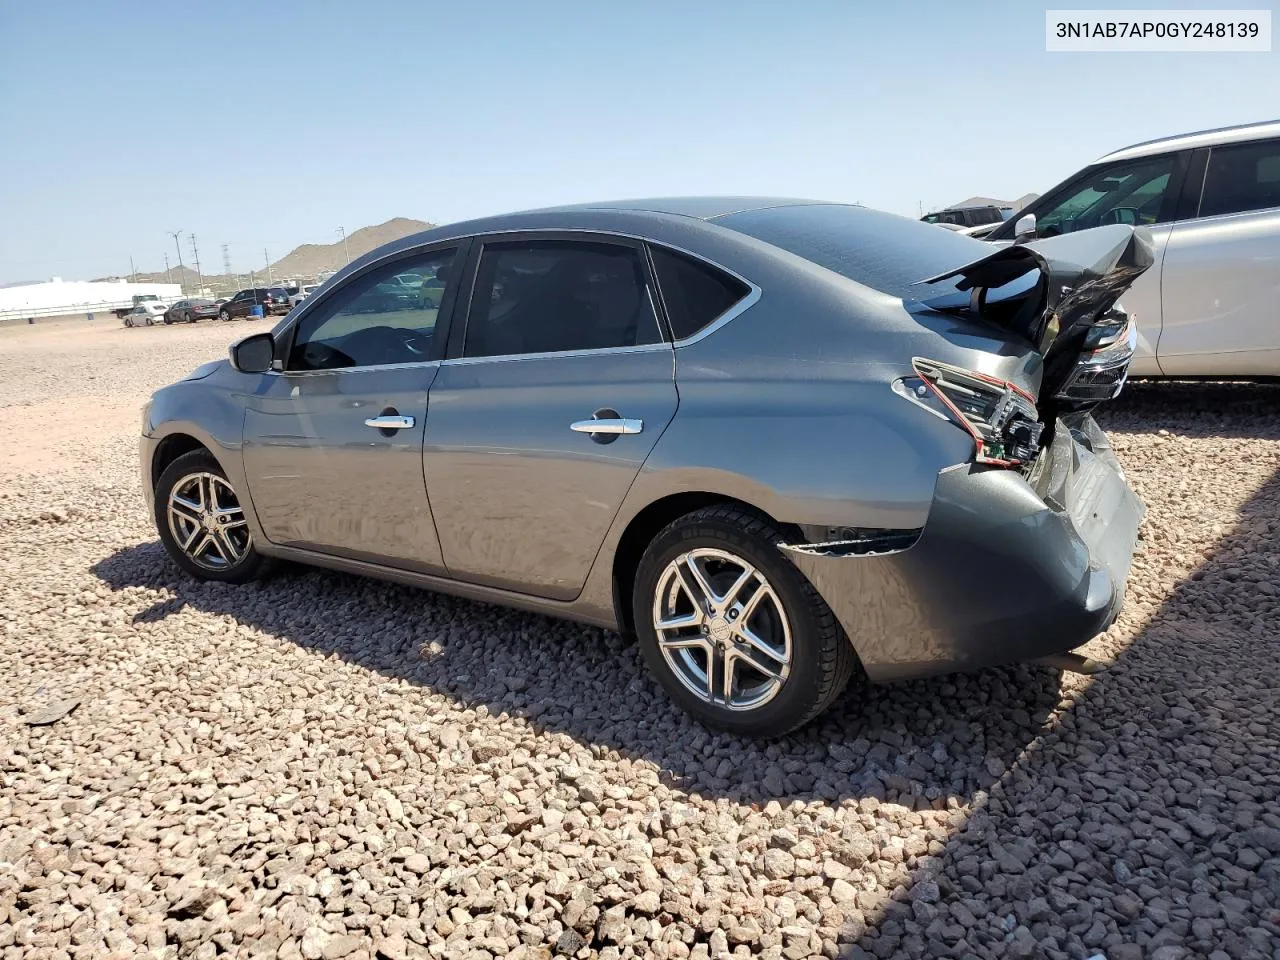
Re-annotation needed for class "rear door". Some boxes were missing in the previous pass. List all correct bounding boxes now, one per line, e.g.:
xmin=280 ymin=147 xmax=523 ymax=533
xmin=1158 ymin=138 xmax=1280 ymax=376
xmin=423 ymin=234 xmax=678 ymax=600
xmin=240 ymin=244 xmax=464 ymax=572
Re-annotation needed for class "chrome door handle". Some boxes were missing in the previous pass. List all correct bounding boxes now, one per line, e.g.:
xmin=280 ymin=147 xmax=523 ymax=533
xmin=364 ymin=415 xmax=415 ymax=429
xmin=570 ymin=417 xmax=643 ymax=435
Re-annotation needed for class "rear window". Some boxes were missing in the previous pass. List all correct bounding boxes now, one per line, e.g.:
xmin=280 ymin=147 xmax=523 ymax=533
xmin=714 ymin=203 xmax=984 ymax=300
xmin=1199 ymin=138 xmax=1280 ymax=218
xmin=650 ymin=246 xmax=750 ymax=340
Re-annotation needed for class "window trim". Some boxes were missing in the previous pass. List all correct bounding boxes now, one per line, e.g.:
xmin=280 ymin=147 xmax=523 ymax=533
xmin=447 ymin=231 xmax=669 ymax=364
xmin=645 ymin=241 xmax=760 ymax=347
xmin=271 ymin=240 xmax=469 ymax=375
xmin=1191 ymin=137 xmax=1280 ymax=221
xmin=265 ymin=229 xmax=760 ymax=371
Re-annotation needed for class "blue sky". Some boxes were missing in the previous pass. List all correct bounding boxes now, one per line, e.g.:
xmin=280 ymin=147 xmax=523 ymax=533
xmin=1 ymin=0 xmax=1276 ymax=282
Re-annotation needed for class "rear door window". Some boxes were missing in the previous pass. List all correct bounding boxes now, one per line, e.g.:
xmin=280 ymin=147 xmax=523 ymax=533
xmin=463 ymin=240 xmax=663 ymax=358
xmin=1198 ymin=139 xmax=1280 ymax=218
xmin=649 ymin=246 xmax=751 ymax=340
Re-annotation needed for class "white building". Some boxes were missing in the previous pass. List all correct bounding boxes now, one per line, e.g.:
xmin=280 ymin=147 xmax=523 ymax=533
xmin=0 ymin=278 xmax=183 ymax=321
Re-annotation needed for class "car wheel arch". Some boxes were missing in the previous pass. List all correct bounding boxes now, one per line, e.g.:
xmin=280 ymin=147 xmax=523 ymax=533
xmin=151 ymin=433 xmax=212 ymax=489
xmin=610 ymin=491 xmax=802 ymax=639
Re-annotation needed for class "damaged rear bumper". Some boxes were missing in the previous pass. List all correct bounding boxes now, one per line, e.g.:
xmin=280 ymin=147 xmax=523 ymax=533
xmin=781 ymin=415 xmax=1143 ymax=683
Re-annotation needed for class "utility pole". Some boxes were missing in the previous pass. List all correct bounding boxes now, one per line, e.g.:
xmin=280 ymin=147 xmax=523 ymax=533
xmin=164 ymin=253 xmax=171 ymax=284
xmin=338 ymin=226 xmax=351 ymax=264
xmin=168 ymin=230 xmax=186 ymax=294
xmin=264 ymin=248 xmax=273 ymax=286
xmin=129 ymin=256 xmax=137 ymax=283
xmin=189 ymin=234 xmax=204 ymax=295
xmin=221 ymin=244 xmax=233 ymax=294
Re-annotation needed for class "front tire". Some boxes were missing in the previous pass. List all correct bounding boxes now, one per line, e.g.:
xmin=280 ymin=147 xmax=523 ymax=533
xmin=219 ymin=309 xmax=231 ymax=321
xmin=633 ymin=505 xmax=856 ymax=737
xmin=154 ymin=449 xmax=270 ymax=584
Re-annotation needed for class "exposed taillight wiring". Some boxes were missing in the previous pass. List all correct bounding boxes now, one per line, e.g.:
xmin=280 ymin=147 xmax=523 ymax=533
xmin=908 ymin=358 xmax=1044 ymax=467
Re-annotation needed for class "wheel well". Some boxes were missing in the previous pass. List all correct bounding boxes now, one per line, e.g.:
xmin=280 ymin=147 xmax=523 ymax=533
xmin=151 ymin=434 xmax=208 ymax=487
xmin=611 ymin=492 xmax=794 ymax=637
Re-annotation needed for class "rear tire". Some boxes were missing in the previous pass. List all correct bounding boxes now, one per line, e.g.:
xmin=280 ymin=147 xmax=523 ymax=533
xmin=154 ymin=449 xmax=272 ymax=584
xmin=632 ymin=505 xmax=856 ymax=737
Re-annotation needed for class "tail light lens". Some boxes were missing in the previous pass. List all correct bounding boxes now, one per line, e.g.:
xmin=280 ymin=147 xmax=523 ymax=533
xmin=1056 ymin=311 xmax=1137 ymax=404
xmin=903 ymin=358 xmax=1044 ymax=466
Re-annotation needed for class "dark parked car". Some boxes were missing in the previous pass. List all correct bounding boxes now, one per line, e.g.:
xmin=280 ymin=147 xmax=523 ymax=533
xmin=922 ymin=205 xmax=1010 ymax=228
xmin=164 ymin=298 xmax=219 ymax=324
xmin=218 ymin=288 xmax=292 ymax=320
xmin=141 ymin=198 xmax=1151 ymax=735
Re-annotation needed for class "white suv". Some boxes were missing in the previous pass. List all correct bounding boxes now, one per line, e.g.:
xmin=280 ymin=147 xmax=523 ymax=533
xmin=985 ymin=120 xmax=1280 ymax=377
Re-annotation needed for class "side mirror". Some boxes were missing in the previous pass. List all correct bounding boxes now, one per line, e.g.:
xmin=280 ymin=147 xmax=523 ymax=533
xmin=1013 ymin=213 xmax=1037 ymax=244
xmin=229 ymin=332 xmax=276 ymax=374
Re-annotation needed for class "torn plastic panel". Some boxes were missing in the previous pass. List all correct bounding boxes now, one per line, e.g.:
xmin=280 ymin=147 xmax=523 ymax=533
xmin=786 ymin=526 xmax=921 ymax=557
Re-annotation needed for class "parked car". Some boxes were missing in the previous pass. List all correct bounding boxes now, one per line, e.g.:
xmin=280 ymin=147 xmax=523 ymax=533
xmin=123 ymin=301 xmax=167 ymax=327
xmin=164 ymin=298 xmax=219 ymax=324
xmin=218 ymin=288 xmax=292 ymax=320
xmin=289 ymin=284 xmax=321 ymax=308
xmin=984 ymin=119 xmax=1280 ymax=377
xmin=921 ymin=205 xmax=1008 ymax=228
xmin=114 ymin=294 xmax=165 ymax=320
xmin=141 ymin=198 xmax=1150 ymax=735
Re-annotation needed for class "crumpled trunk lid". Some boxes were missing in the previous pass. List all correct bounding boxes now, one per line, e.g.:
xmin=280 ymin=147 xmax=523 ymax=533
xmin=913 ymin=225 xmax=1156 ymax=405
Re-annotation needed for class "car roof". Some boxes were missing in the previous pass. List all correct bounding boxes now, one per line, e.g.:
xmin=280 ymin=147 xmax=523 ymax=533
xmin=531 ymin=196 xmax=838 ymax=220
xmin=328 ymin=197 xmax=855 ymax=278
xmin=1097 ymin=119 xmax=1280 ymax=163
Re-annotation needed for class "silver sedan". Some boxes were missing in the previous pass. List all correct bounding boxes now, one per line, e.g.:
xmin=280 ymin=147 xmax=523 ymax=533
xmin=141 ymin=198 xmax=1151 ymax=735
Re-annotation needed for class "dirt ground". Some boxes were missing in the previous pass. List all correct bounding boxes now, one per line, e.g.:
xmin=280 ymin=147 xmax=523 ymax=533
xmin=2 ymin=315 xmax=1279 ymax=960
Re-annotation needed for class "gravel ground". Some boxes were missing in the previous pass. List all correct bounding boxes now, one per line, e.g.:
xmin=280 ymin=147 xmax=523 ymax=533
xmin=2 ymin=316 xmax=1279 ymax=960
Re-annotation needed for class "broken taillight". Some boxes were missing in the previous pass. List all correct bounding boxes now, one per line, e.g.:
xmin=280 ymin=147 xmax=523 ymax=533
xmin=901 ymin=358 xmax=1044 ymax=466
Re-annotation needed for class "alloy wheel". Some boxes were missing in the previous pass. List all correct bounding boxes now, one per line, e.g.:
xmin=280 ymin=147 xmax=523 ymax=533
xmin=166 ymin=472 xmax=251 ymax=571
xmin=652 ymin=547 xmax=793 ymax=711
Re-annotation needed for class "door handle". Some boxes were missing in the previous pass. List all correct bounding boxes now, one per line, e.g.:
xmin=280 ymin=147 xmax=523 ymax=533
xmin=570 ymin=418 xmax=643 ymax=435
xmin=364 ymin=415 xmax=415 ymax=430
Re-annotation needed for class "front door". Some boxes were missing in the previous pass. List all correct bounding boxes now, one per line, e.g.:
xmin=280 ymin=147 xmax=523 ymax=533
xmin=241 ymin=246 xmax=462 ymax=572
xmin=424 ymin=236 xmax=679 ymax=600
